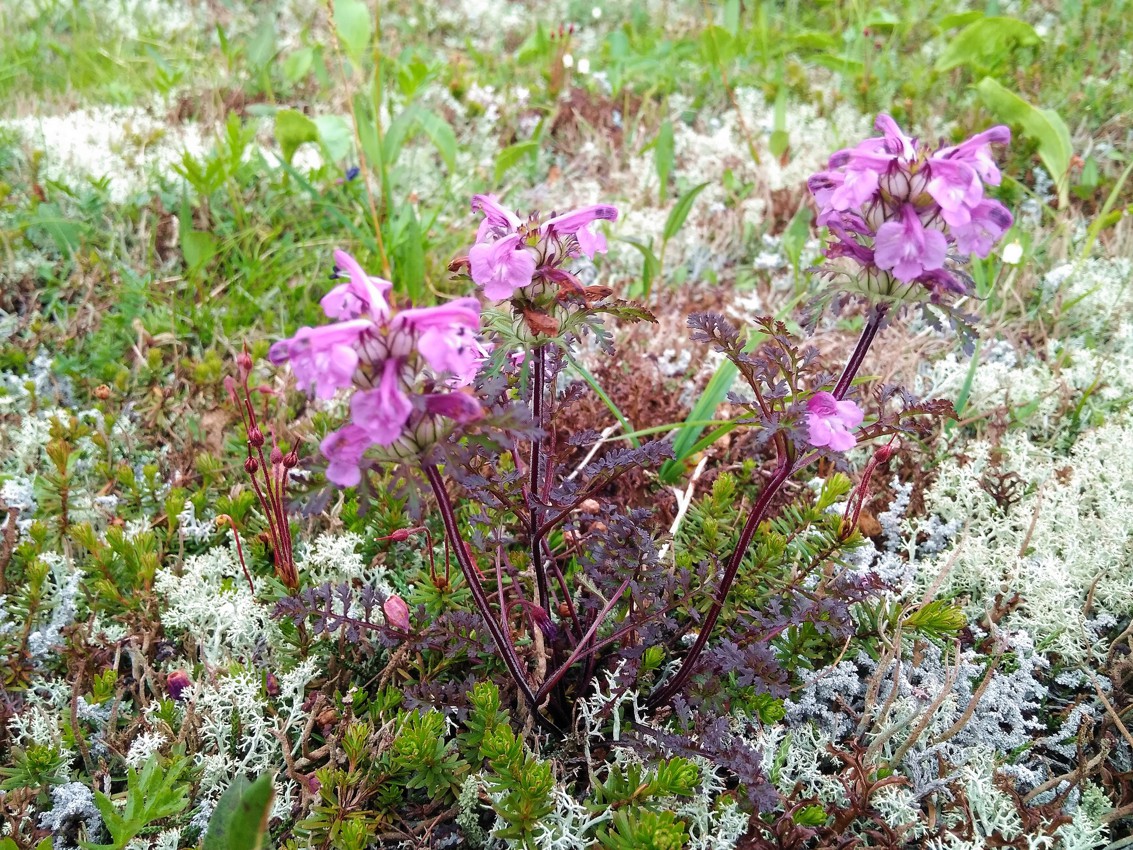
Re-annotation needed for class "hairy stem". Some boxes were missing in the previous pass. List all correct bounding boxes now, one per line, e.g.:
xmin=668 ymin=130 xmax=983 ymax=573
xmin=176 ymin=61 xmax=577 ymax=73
xmin=648 ymin=307 xmax=888 ymax=708
xmin=423 ymin=464 xmax=539 ymax=710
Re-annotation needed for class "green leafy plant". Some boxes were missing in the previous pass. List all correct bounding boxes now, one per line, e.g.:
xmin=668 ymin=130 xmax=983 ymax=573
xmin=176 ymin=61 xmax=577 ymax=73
xmin=81 ymin=756 xmax=191 ymax=850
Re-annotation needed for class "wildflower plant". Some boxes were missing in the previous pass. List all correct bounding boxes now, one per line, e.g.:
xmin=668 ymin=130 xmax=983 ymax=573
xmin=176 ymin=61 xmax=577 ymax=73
xmin=262 ymin=114 xmax=1015 ymax=742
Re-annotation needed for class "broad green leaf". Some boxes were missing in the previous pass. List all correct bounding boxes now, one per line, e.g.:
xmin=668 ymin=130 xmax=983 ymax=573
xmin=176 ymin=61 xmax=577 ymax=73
xmin=417 ymin=110 xmax=458 ymax=172
xmin=937 ymin=10 xmax=985 ymax=30
xmin=394 ymin=206 xmax=426 ymax=302
xmin=381 ymin=105 xmax=417 ymax=168
xmin=245 ymin=15 xmax=277 ymax=71
xmin=663 ymin=182 xmax=711 ymax=243
xmin=723 ymin=0 xmax=741 ymax=34
xmin=769 ymin=87 xmax=789 ymax=159
xmin=700 ymin=25 xmax=734 ymax=66
xmin=936 ymin=16 xmax=1040 ymax=73
xmin=181 ymin=229 xmax=218 ymax=271
xmin=494 ymin=140 xmax=538 ymax=184
xmin=976 ymin=77 xmax=1072 ymax=207
xmin=314 ymin=114 xmax=353 ymax=163
xmin=654 ymin=120 xmax=674 ymax=203
xmin=282 ymin=47 xmax=314 ymax=82
xmin=334 ymin=0 xmax=372 ymax=63
xmin=863 ymin=8 xmax=899 ymax=29
xmin=274 ymin=108 xmax=319 ymax=165
xmin=203 ymin=772 xmax=275 ymax=850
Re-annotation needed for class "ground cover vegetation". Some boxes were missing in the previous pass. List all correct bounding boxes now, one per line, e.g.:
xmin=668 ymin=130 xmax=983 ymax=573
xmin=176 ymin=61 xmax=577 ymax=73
xmin=1 ymin=0 xmax=1132 ymax=847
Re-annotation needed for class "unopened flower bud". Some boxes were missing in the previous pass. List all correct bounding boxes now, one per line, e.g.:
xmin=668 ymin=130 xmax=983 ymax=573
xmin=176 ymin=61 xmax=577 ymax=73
xmin=283 ymin=450 xmax=299 ymax=468
xmin=248 ymin=427 xmax=265 ymax=448
xmin=241 ymin=456 xmax=258 ymax=475
xmin=383 ymin=594 xmax=410 ymax=631
xmin=270 ymin=446 xmax=284 ymax=465
xmin=94 ymin=384 xmax=111 ymax=400
xmin=166 ymin=670 xmax=192 ymax=701
xmin=874 ymin=442 xmax=898 ymax=463
xmin=264 ymin=670 xmax=280 ymax=697
xmin=305 ymin=774 xmax=321 ymax=793
xmin=237 ymin=351 xmax=254 ymax=374
xmin=379 ymin=528 xmax=412 ymax=543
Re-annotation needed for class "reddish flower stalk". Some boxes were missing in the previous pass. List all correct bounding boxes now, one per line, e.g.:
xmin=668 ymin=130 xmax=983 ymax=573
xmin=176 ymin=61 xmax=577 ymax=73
xmin=226 ymin=354 xmax=300 ymax=591
xmin=215 ymin=514 xmax=256 ymax=596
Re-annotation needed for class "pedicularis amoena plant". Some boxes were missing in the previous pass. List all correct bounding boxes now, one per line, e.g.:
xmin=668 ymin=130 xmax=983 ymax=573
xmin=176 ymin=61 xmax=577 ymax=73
xmin=264 ymin=114 xmax=1012 ymax=728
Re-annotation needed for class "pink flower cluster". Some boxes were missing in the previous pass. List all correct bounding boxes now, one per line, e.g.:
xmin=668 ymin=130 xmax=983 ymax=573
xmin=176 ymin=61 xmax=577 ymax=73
xmin=467 ymin=194 xmax=618 ymax=300
xmin=808 ymin=114 xmax=1013 ymax=297
xmin=270 ymin=250 xmax=487 ymax=486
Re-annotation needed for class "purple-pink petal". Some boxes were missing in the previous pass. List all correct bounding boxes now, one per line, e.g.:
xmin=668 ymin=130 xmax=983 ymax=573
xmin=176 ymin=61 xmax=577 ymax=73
xmin=320 ymin=424 xmax=373 ymax=487
xmin=926 ymin=159 xmax=983 ymax=227
xmin=424 ymin=391 xmax=484 ymax=423
xmin=469 ymin=234 xmax=537 ymax=300
xmin=323 ymin=250 xmax=392 ymax=320
xmin=874 ymin=205 xmax=947 ymax=282
xmin=952 ymin=199 xmax=1013 ymax=257
xmin=470 ymin=193 xmax=522 ymax=230
xmin=541 ymin=204 xmax=619 ymax=235
xmin=806 ymin=391 xmax=863 ymax=452
xmin=351 ymin=360 xmax=412 ymax=445
xmin=574 ymin=224 xmax=608 ymax=258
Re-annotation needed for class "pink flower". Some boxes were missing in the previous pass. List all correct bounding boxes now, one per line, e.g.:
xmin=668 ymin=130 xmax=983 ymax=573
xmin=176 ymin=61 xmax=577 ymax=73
xmin=874 ymin=204 xmax=948 ymax=282
xmin=469 ymin=233 xmax=538 ymax=300
xmin=351 ymin=359 xmax=413 ymax=445
xmin=926 ymin=159 xmax=983 ymax=227
xmin=936 ymin=126 xmax=1011 ymax=186
xmin=806 ymin=392 xmax=864 ymax=452
xmin=468 ymin=194 xmax=618 ymax=299
xmin=321 ymin=249 xmax=392 ymax=320
xmin=269 ymin=321 xmax=368 ymax=399
xmin=320 ymin=424 xmax=373 ymax=487
xmin=951 ymin=199 xmax=1013 ymax=257
xmin=829 ymin=165 xmax=881 ymax=211
xmin=383 ymin=594 xmax=410 ymax=631
xmin=424 ymin=391 xmax=483 ymax=423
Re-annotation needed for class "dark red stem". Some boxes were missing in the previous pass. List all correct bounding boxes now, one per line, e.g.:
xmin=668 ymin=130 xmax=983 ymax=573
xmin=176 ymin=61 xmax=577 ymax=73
xmin=529 ymin=346 xmax=550 ymax=612
xmin=424 ymin=463 xmax=539 ymax=710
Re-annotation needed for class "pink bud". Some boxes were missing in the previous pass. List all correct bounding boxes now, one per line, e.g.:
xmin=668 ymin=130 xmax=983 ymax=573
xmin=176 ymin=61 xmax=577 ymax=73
xmin=166 ymin=670 xmax=192 ymax=701
xmin=270 ymin=445 xmax=284 ymax=465
xmin=248 ymin=427 xmax=265 ymax=448
xmin=264 ymin=670 xmax=280 ymax=697
xmin=237 ymin=350 xmax=254 ymax=374
xmin=283 ymin=450 xmax=299 ymax=469
xmin=383 ymin=594 xmax=410 ymax=631
xmin=244 ymin=457 xmax=259 ymax=474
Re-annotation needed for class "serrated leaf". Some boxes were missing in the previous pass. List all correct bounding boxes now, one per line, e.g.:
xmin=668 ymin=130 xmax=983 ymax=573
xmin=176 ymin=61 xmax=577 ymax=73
xmin=494 ymin=140 xmax=538 ymax=183
xmin=935 ymin=16 xmax=1040 ymax=73
xmin=274 ymin=108 xmax=319 ymax=165
xmin=203 ymin=772 xmax=275 ymax=850
xmin=975 ymin=76 xmax=1071 ymax=207
xmin=334 ymin=0 xmax=372 ymax=63
xmin=662 ymin=181 xmax=710 ymax=242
